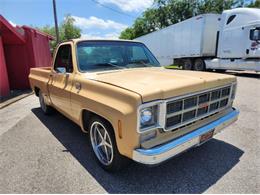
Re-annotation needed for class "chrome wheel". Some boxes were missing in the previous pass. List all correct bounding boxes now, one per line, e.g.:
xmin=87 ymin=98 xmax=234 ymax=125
xmin=90 ymin=121 xmax=114 ymax=166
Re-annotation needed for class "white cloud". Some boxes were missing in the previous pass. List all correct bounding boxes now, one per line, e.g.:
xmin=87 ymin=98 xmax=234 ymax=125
xmin=72 ymin=15 xmax=127 ymax=31
xmin=81 ymin=34 xmax=103 ymax=39
xmin=104 ymin=32 xmax=120 ymax=39
xmin=81 ymin=32 xmax=119 ymax=40
xmin=9 ymin=21 xmax=16 ymax=27
xmin=98 ymin=0 xmax=153 ymax=12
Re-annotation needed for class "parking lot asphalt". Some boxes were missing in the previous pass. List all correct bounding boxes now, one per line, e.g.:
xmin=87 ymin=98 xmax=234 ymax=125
xmin=0 ymin=71 xmax=259 ymax=193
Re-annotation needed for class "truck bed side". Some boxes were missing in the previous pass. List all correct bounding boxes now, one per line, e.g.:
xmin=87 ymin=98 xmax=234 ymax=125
xmin=29 ymin=67 xmax=52 ymax=97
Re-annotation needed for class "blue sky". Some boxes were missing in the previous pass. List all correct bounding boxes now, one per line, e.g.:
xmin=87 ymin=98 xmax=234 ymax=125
xmin=0 ymin=0 xmax=154 ymax=39
xmin=1 ymin=0 xmax=254 ymax=39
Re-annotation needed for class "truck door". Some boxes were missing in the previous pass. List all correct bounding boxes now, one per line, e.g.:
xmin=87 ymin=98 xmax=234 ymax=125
xmin=218 ymin=13 xmax=254 ymax=59
xmin=48 ymin=43 xmax=74 ymax=115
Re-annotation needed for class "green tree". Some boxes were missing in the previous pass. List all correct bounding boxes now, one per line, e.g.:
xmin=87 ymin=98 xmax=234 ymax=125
xmin=120 ymin=27 xmax=135 ymax=39
xmin=119 ymin=9 xmax=159 ymax=39
xmin=37 ymin=25 xmax=57 ymax=51
xmin=246 ymin=0 xmax=260 ymax=8
xmin=60 ymin=15 xmax=81 ymax=41
xmin=120 ymin=0 xmax=255 ymax=40
xmin=38 ymin=15 xmax=81 ymax=51
xmin=196 ymin=0 xmax=243 ymax=14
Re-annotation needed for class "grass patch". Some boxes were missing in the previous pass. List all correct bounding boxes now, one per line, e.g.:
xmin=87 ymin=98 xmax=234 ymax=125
xmin=165 ymin=64 xmax=181 ymax=69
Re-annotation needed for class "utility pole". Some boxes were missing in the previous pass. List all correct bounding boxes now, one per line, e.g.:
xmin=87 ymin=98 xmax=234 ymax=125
xmin=190 ymin=0 xmax=196 ymax=17
xmin=52 ymin=0 xmax=59 ymax=43
xmin=222 ymin=0 xmax=227 ymax=11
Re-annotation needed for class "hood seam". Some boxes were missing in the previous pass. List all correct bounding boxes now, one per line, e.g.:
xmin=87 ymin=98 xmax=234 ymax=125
xmin=88 ymin=78 xmax=144 ymax=103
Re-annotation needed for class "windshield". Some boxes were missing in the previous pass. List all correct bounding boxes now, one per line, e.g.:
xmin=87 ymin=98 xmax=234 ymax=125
xmin=76 ymin=41 xmax=160 ymax=72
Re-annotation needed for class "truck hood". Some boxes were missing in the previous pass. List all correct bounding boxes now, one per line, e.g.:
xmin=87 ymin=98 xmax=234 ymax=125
xmin=86 ymin=67 xmax=236 ymax=102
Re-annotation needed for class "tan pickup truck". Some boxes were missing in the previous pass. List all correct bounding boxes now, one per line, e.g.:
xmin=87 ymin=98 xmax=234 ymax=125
xmin=29 ymin=39 xmax=239 ymax=171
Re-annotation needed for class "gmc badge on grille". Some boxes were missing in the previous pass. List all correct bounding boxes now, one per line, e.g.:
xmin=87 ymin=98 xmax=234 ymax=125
xmin=199 ymin=103 xmax=209 ymax=108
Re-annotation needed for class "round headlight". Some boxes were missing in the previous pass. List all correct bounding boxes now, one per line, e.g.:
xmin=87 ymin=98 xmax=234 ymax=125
xmin=141 ymin=108 xmax=152 ymax=124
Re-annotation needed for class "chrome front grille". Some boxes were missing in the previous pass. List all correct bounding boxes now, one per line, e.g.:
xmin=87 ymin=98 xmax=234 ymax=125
xmin=165 ymin=85 xmax=232 ymax=130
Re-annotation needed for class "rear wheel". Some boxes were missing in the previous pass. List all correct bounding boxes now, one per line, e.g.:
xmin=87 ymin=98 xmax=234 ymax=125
xmin=183 ymin=59 xmax=193 ymax=70
xmin=89 ymin=117 xmax=129 ymax=172
xmin=39 ymin=91 xmax=52 ymax=115
xmin=194 ymin=58 xmax=205 ymax=71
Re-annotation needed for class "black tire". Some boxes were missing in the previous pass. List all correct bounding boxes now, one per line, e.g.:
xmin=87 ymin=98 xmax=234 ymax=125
xmin=194 ymin=58 xmax=205 ymax=71
xmin=88 ymin=116 xmax=129 ymax=172
xmin=39 ymin=91 xmax=52 ymax=115
xmin=215 ymin=69 xmax=226 ymax=73
xmin=183 ymin=59 xmax=193 ymax=70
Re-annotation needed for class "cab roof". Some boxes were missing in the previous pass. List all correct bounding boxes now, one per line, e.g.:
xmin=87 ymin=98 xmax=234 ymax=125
xmin=63 ymin=38 xmax=142 ymax=44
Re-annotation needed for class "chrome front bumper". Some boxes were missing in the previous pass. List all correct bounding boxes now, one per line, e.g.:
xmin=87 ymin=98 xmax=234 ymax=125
xmin=133 ymin=108 xmax=239 ymax=165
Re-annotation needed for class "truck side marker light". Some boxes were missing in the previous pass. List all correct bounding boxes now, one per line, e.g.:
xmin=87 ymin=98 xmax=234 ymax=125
xmin=118 ymin=120 xmax=123 ymax=139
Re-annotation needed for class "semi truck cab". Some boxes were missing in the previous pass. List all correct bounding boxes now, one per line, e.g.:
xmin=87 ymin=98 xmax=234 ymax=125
xmin=218 ymin=8 xmax=260 ymax=59
xmin=206 ymin=8 xmax=260 ymax=72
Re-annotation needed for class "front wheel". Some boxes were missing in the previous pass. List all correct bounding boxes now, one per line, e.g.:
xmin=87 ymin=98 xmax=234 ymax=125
xmin=39 ymin=91 xmax=52 ymax=115
xmin=89 ymin=117 xmax=129 ymax=172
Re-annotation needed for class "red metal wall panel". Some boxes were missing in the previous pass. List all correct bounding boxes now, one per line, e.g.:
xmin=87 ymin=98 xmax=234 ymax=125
xmin=0 ymin=36 xmax=10 ymax=96
xmin=4 ymin=27 xmax=52 ymax=90
xmin=4 ymin=44 xmax=30 ymax=89
xmin=0 ymin=16 xmax=53 ymax=95
xmin=29 ymin=29 xmax=52 ymax=68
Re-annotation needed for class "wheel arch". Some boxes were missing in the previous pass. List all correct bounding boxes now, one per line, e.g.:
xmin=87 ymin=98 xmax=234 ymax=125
xmin=79 ymin=105 xmax=137 ymax=159
xmin=34 ymin=86 xmax=40 ymax=97
xmin=81 ymin=109 xmax=115 ymax=134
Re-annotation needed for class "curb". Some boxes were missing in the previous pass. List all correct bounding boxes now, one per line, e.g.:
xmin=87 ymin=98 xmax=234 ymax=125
xmin=0 ymin=92 xmax=34 ymax=109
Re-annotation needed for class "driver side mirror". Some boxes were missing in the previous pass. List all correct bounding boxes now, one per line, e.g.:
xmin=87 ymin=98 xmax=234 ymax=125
xmin=250 ymin=28 xmax=260 ymax=41
xmin=56 ymin=67 xmax=67 ymax=74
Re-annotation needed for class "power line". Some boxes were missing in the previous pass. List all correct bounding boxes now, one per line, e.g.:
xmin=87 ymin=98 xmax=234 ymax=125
xmin=135 ymin=1 xmax=157 ymax=19
xmin=91 ymin=0 xmax=136 ymax=19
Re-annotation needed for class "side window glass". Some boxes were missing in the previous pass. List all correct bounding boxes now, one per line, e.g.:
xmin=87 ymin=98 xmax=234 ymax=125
xmin=54 ymin=44 xmax=73 ymax=73
xmin=128 ymin=46 xmax=150 ymax=63
xmin=226 ymin=15 xmax=236 ymax=25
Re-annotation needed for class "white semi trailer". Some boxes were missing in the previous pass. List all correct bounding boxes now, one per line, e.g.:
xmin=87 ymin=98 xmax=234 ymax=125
xmin=135 ymin=8 xmax=260 ymax=72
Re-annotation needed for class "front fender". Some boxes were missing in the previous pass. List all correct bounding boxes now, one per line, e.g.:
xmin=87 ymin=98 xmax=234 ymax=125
xmin=71 ymin=77 xmax=142 ymax=158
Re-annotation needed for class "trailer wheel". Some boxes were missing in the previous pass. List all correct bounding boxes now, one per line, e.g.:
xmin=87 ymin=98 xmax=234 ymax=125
xmin=183 ymin=59 xmax=193 ymax=70
xmin=215 ymin=69 xmax=226 ymax=73
xmin=194 ymin=59 xmax=205 ymax=71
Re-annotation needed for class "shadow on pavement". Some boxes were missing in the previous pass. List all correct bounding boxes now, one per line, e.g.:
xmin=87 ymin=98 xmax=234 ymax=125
xmin=32 ymin=107 xmax=244 ymax=193
xmin=224 ymin=71 xmax=260 ymax=79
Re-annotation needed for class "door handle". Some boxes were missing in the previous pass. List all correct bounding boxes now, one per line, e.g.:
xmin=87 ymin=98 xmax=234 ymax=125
xmin=49 ymin=74 xmax=54 ymax=85
xmin=75 ymin=82 xmax=81 ymax=91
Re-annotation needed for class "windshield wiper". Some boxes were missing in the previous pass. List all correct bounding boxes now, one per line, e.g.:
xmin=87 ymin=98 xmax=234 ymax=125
xmin=127 ymin=60 xmax=154 ymax=67
xmin=94 ymin=63 xmax=126 ymax=69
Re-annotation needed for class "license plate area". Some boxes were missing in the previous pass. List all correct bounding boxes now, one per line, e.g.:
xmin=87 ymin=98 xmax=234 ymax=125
xmin=200 ymin=130 xmax=214 ymax=144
